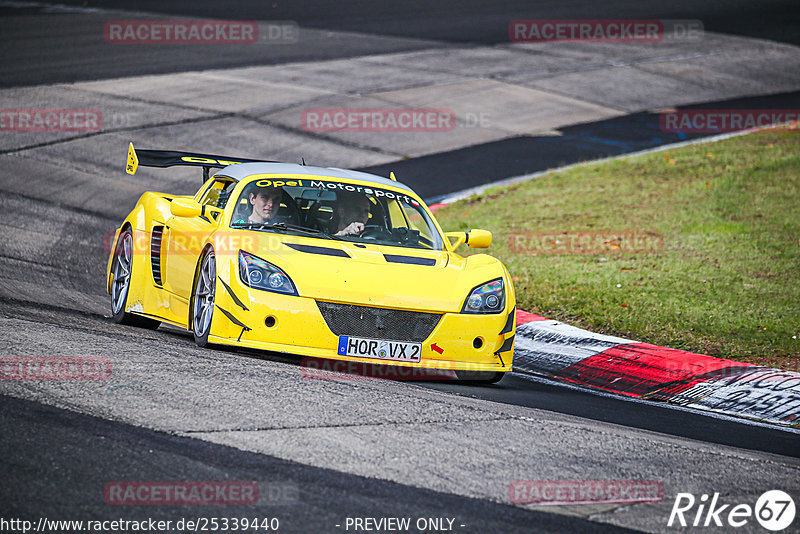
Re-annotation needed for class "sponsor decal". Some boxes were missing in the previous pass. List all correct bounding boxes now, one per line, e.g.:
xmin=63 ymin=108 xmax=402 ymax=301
xmin=660 ymin=109 xmax=800 ymax=133
xmin=181 ymin=156 xmax=248 ymax=166
xmin=301 ymin=108 xmax=456 ymax=132
xmin=253 ymin=179 xmax=305 ymax=188
xmin=249 ymin=179 xmax=418 ymax=205
xmin=509 ymin=480 xmax=663 ymax=505
xmin=306 ymin=180 xmax=416 ymax=205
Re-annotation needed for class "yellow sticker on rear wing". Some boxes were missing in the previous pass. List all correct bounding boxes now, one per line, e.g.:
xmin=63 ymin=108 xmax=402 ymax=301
xmin=126 ymin=142 xmax=139 ymax=175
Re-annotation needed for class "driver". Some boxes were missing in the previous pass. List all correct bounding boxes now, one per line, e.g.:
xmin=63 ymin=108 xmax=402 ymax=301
xmin=333 ymin=193 xmax=371 ymax=236
xmin=235 ymin=185 xmax=282 ymax=224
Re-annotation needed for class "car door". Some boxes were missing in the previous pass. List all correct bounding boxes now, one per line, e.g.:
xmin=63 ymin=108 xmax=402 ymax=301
xmin=163 ymin=177 xmax=235 ymax=302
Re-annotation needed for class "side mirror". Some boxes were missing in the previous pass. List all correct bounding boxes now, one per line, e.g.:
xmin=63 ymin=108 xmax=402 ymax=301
xmin=467 ymin=229 xmax=492 ymax=248
xmin=445 ymin=229 xmax=492 ymax=249
xmin=170 ymin=197 xmax=203 ymax=218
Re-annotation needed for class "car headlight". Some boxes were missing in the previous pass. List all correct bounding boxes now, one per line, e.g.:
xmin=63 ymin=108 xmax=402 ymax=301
xmin=461 ymin=278 xmax=505 ymax=314
xmin=238 ymin=251 xmax=297 ymax=295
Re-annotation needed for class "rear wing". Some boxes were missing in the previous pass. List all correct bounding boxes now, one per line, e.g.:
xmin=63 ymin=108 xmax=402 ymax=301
xmin=125 ymin=142 xmax=274 ymax=181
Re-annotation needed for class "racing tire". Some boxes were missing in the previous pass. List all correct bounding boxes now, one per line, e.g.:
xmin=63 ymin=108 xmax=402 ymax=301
xmin=110 ymin=227 xmax=161 ymax=330
xmin=192 ymin=249 xmax=218 ymax=348
xmin=455 ymin=370 xmax=505 ymax=384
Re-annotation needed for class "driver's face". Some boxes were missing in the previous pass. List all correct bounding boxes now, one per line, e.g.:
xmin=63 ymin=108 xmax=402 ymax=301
xmin=341 ymin=198 xmax=370 ymax=225
xmin=249 ymin=190 xmax=281 ymax=223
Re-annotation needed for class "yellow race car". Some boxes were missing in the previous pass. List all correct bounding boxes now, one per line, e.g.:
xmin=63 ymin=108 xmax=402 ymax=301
xmin=107 ymin=144 xmax=515 ymax=383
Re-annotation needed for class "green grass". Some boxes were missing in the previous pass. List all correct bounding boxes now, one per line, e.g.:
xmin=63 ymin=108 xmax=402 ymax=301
xmin=435 ymin=129 xmax=800 ymax=368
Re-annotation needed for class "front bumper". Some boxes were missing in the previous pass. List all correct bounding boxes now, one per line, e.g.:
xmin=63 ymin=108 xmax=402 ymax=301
xmin=210 ymin=276 xmax=514 ymax=372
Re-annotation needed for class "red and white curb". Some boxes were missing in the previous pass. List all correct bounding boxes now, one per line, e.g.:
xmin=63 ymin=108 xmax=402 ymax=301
xmin=514 ymin=310 xmax=800 ymax=427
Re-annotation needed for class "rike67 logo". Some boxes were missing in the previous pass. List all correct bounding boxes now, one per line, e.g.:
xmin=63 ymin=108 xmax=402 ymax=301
xmin=668 ymin=490 xmax=795 ymax=531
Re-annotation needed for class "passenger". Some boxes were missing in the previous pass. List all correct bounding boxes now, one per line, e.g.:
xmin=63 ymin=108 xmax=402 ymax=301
xmin=332 ymin=193 xmax=371 ymax=236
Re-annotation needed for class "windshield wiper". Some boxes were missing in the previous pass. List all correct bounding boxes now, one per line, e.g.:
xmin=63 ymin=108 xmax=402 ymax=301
xmin=232 ymin=221 xmax=334 ymax=239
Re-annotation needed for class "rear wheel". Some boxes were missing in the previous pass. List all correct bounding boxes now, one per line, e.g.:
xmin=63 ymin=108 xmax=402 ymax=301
xmin=192 ymin=249 xmax=217 ymax=348
xmin=455 ymin=370 xmax=505 ymax=384
xmin=110 ymin=228 xmax=160 ymax=329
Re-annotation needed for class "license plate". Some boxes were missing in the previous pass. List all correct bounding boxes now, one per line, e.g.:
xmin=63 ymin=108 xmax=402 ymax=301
xmin=337 ymin=336 xmax=421 ymax=363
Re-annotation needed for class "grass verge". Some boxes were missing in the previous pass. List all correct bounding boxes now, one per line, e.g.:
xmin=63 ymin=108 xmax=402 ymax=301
xmin=435 ymin=128 xmax=799 ymax=368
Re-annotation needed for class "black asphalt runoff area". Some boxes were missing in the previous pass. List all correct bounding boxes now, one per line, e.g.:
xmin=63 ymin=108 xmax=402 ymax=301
xmin=0 ymin=394 xmax=641 ymax=534
xmin=25 ymin=0 xmax=800 ymax=45
xmin=361 ymin=89 xmax=800 ymax=201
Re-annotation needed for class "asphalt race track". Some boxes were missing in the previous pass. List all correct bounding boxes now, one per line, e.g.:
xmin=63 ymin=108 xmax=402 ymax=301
xmin=1 ymin=2 xmax=799 ymax=533
xmin=2 ymin=0 xmax=799 ymax=86
xmin=1 ymin=395 xmax=632 ymax=533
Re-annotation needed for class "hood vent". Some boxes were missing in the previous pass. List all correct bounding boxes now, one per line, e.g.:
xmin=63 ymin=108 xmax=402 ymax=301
xmin=383 ymin=254 xmax=436 ymax=266
xmin=284 ymin=242 xmax=350 ymax=258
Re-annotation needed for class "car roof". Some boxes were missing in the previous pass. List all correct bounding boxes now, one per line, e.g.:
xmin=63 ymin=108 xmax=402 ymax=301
xmin=218 ymin=162 xmax=415 ymax=194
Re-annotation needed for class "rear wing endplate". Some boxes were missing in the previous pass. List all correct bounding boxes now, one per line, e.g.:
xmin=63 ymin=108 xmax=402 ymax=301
xmin=126 ymin=142 xmax=273 ymax=181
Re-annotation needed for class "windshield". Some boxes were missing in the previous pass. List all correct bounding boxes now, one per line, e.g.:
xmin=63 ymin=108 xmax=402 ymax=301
xmin=230 ymin=178 xmax=443 ymax=251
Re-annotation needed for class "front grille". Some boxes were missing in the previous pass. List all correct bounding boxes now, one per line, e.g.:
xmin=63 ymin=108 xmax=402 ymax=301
xmin=316 ymin=302 xmax=441 ymax=342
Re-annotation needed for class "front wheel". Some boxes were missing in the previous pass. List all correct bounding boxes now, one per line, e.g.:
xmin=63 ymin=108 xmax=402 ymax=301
xmin=192 ymin=249 xmax=217 ymax=348
xmin=110 ymin=228 xmax=160 ymax=329
xmin=455 ymin=370 xmax=505 ymax=384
